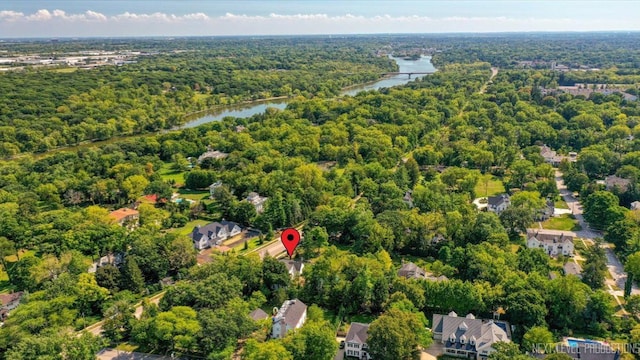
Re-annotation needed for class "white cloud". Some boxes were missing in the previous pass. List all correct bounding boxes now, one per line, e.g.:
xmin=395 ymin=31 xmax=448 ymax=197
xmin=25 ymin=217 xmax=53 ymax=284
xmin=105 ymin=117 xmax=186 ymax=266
xmin=0 ymin=9 xmax=639 ymax=37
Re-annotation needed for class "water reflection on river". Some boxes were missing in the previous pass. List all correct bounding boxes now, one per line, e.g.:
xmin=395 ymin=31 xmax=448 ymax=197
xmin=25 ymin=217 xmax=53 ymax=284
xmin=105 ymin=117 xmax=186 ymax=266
xmin=181 ymin=56 xmax=436 ymax=129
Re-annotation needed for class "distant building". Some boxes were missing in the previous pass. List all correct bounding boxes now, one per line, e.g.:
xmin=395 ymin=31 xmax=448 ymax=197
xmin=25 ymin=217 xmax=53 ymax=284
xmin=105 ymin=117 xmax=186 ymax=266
xmin=209 ymin=181 xmax=223 ymax=199
xmin=235 ymin=125 xmax=246 ymax=132
xmin=536 ymin=199 xmax=555 ymax=221
xmin=432 ymin=312 xmax=511 ymax=360
xmin=0 ymin=292 xmax=23 ymax=321
xmin=403 ymin=190 xmax=414 ymax=208
xmin=246 ymin=192 xmax=268 ymax=213
xmin=87 ymin=252 xmax=124 ymax=273
xmin=190 ymin=221 xmax=243 ymax=250
xmin=345 ymin=322 xmax=372 ymax=359
xmin=197 ymin=150 xmax=228 ymax=164
xmin=280 ymin=259 xmax=305 ymax=278
xmin=631 ymin=201 xmax=640 ymax=210
xmin=526 ymin=229 xmax=574 ymax=257
xmin=551 ymin=341 xmax=620 ymax=360
xmin=249 ymin=308 xmax=269 ymax=321
xmin=487 ymin=194 xmax=510 ymax=214
xmin=605 ymin=175 xmax=631 ymax=192
xmin=109 ymin=208 xmax=139 ymax=229
xmin=539 ymin=145 xmax=577 ymax=166
xmin=398 ymin=262 xmax=426 ymax=279
xmin=272 ymin=299 xmax=307 ymax=339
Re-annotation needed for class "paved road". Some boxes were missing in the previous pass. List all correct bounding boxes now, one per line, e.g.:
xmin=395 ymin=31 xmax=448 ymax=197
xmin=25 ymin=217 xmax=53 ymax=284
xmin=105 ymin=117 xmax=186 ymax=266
xmin=84 ymin=291 xmax=166 ymax=337
xmin=555 ymin=171 xmax=640 ymax=298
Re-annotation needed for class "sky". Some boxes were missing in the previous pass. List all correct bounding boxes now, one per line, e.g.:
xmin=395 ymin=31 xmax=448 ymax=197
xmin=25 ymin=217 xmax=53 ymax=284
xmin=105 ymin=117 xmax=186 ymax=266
xmin=1 ymin=1 xmax=639 ymax=38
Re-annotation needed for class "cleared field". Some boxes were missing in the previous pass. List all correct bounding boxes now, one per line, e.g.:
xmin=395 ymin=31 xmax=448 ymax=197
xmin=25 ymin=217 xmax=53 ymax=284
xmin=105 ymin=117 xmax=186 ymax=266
xmin=541 ymin=214 xmax=582 ymax=231
xmin=474 ymin=178 xmax=505 ymax=197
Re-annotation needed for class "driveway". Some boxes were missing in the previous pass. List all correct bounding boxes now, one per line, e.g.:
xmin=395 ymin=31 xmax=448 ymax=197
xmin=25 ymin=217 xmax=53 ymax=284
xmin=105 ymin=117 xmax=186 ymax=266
xmin=555 ymin=170 xmax=640 ymax=296
xmin=421 ymin=342 xmax=444 ymax=360
xmin=334 ymin=336 xmax=345 ymax=360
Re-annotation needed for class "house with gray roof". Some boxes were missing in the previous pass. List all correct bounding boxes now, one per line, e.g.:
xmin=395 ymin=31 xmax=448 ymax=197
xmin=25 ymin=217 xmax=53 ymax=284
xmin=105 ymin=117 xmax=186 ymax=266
xmin=246 ymin=192 xmax=268 ymax=213
xmin=549 ymin=343 xmax=620 ymax=360
xmin=280 ymin=259 xmax=304 ymax=278
xmin=526 ymin=229 xmax=574 ymax=257
xmin=271 ymin=299 xmax=307 ymax=339
xmin=345 ymin=322 xmax=371 ymax=359
xmin=190 ymin=221 xmax=242 ymax=250
xmin=398 ymin=262 xmax=426 ymax=279
xmin=432 ymin=312 xmax=511 ymax=360
xmin=197 ymin=150 xmax=228 ymax=164
xmin=605 ymin=175 xmax=631 ymax=192
xmin=487 ymin=194 xmax=510 ymax=214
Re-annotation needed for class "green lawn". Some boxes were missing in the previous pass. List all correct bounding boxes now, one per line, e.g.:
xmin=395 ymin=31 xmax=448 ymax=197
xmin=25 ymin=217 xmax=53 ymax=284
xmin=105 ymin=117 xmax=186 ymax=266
xmin=555 ymin=198 xmax=569 ymax=209
xmin=171 ymin=219 xmax=211 ymax=236
xmin=158 ymin=163 xmax=185 ymax=185
xmin=178 ymin=189 xmax=210 ymax=202
xmin=541 ymin=214 xmax=582 ymax=231
xmin=474 ymin=177 xmax=505 ymax=198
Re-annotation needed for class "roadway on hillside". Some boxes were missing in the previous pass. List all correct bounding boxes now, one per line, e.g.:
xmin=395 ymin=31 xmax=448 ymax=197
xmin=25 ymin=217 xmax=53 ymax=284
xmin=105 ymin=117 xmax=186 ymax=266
xmin=554 ymin=170 xmax=640 ymax=302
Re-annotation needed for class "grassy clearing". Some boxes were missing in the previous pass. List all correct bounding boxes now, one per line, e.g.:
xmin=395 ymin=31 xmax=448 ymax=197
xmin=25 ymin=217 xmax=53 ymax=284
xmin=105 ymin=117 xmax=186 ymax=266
xmin=555 ymin=198 xmax=569 ymax=209
xmin=541 ymin=214 xmax=582 ymax=231
xmin=158 ymin=163 xmax=185 ymax=185
xmin=474 ymin=177 xmax=505 ymax=198
xmin=115 ymin=343 xmax=139 ymax=352
xmin=239 ymin=237 xmax=264 ymax=254
xmin=51 ymin=67 xmax=79 ymax=73
xmin=171 ymin=219 xmax=210 ymax=236
xmin=178 ymin=189 xmax=210 ymax=202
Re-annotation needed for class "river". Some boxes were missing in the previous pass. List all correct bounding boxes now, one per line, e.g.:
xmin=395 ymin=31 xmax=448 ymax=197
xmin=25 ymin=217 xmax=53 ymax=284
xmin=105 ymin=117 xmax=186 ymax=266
xmin=180 ymin=55 xmax=436 ymax=129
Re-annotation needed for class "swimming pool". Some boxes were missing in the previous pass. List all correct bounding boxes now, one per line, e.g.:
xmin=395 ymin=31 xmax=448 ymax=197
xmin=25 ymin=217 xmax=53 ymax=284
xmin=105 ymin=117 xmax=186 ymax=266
xmin=567 ymin=338 xmax=601 ymax=347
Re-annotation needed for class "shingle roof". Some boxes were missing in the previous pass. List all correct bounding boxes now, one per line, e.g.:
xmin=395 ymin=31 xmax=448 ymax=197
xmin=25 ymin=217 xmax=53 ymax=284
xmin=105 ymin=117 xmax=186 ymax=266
xmin=526 ymin=229 xmax=574 ymax=244
xmin=555 ymin=344 xmax=620 ymax=360
xmin=249 ymin=308 xmax=269 ymax=321
xmin=275 ymin=299 xmax=307 ymax=328
xmin=346 ymin=322 xmax=370 ymax=345
xmin=398 ymin=262 xmax=426 ymax=279
xmin=487 ymin=194 xmax=509 ymax=207
xmin=109 ymin=208 xmax=139 ymax=222
xmin=433 ymin=313 xmax=511 ymax=353
xmin=280 ymin=260 xmax=304 ymax=274
xmin=190 ymin=221 xmax=241 ymax=242
xmin=0 ymin=292 xmax=23 ymax=307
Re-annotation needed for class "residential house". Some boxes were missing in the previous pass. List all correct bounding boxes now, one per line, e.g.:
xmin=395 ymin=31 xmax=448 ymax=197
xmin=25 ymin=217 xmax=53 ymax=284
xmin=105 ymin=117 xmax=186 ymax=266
xmin=190 ymin=221 xmax=243 ymax=250
xmin=235 ymin=125 xmax=246 ymax=132
xmin=403 ymin=190 xmax=414 ymax=208
xmin=536 ymin=199 xmax=555 ymax=221
xmin=432 ymin=312 xmax=512 ymax=360
xmin=563 ymin=261 xmax=583 ymax=278
xmin=109 ymin=208 xmax=139 ymax=228
xmin=539 ymin=145 xmax=577 ymax=166
xmin=249 ymin=308 xmax=269 ymax=321
xmin=209 ymin=181 xmax=223 ymax=199
xmin=197 ymin=150 xmax=228 ymax=164
xmin=605 ymin=175 xmax=631 ymax=192
xmin=345 ymin=322 xmax=372 ymax=360
xmin=632 ymin=201 xmax=640 ymax=210
xmin=0 ymin=292 xmax=23 ymax=321
xmin=87 ymin=253 xmax=124 ymax=273
xmin=246 ymin=192 xmax=268 ymax=213
xmin=526 ymin=229 xmax=574 ymax=257
xmin=398 ymin=262 xmax=426 ymax=279
xmin=271 ymin=299 xmax=307 ymax=339
xmin=487 ymin=194 xmax=510 ymax=214
xmin=280 ymin=259 xmax=304 ymax=278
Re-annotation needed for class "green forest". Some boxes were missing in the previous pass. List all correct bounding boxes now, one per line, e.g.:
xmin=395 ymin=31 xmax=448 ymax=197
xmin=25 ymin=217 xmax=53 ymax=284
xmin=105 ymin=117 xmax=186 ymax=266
xmin=2 ymin=34 xmax=640 ymax=359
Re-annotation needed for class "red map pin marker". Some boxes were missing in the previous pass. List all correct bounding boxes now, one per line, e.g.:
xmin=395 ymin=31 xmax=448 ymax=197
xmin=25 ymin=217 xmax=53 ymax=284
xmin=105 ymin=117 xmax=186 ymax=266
xmin=281 ymin=228 xmax=301 ymax=258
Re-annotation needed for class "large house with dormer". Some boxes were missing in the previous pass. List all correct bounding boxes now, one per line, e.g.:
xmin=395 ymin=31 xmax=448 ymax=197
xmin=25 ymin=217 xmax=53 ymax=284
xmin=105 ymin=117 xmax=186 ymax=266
xmin=271 ymin=299 xmax=307 ymax=339
xmin=345 ymin=322 xmax=372 ymax=359
xmin=487 ymin=194 xmax=510 ymax=214
xmin=432 ymin=312 xmax=511 ymax=360
xmin=190 ymin=221 xmax=243 ymax=250
xmin=526 ymin=229 xmax=574 ymax=257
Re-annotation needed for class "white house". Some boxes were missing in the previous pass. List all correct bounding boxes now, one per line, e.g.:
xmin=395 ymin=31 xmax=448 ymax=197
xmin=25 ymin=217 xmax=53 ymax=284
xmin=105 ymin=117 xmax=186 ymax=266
xmin=432 ymin=312 xmax=511 ymax=360
xmin=631 ymin=201 xmax=640 ymax=210
xmin=487 ymin=194 xmax=510 ymax=214
xmin=190 ymin=221 xmax=243 ymax=250
xmin=280 ymin=259 xmax=304 ymax=278
xmin=526 ymin=229 xmax=574 ymax=257
xmin=209 ymin=181 xmax=223 ymax=199
xmin=271 ymin=299 xmax=307 ymax=339
xmin=246 ymin=192 xmax=268 ymax=213
xmin=345 ymin=322 xmax=371 ymax=359
xmin=197 ymin=150 xmax=228 ymax=164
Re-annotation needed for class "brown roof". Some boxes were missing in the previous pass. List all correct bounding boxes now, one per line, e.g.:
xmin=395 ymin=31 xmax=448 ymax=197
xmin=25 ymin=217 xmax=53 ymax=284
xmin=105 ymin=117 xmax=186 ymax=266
xmin=109 ymin=208 xmax=139 ymax=222
xmin=0 ymin=292 xmax=23 ymax=307
xmin=526 ymin=229 xmax=574 ymax=244
xmin=249 ymin=308 xmax=269 ymax=321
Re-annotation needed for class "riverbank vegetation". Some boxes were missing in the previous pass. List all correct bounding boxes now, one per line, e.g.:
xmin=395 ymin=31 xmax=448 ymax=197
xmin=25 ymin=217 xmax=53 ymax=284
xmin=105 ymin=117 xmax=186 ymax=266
xmin=1 ymin=34 xmax=640 ymax=359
